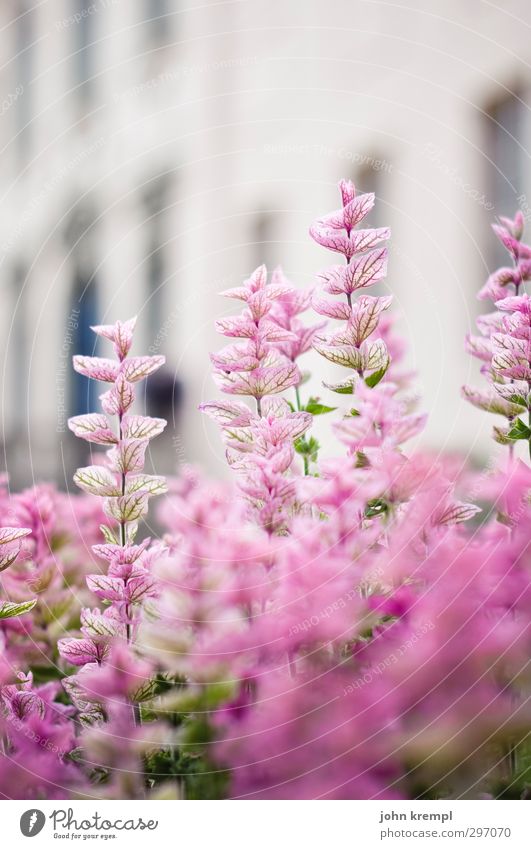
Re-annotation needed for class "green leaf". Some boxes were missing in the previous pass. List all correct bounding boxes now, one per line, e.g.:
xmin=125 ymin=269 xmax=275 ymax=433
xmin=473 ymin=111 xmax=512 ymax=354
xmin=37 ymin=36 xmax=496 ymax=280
xmin=295 ymin=436 xmax=320 ymax=461
xmin=355 ymin=451 xmax=370 ymax=469
xmin=0 ymin=598 xmax=37 ymax=620
xmin=304 ymin=399 xmax=337 ymax=416
xmin=493 ymin=426 xmax=513 ymax=446
xmin=323 ymin=377 xmax=356 ymax=394
xmin=364 ymin=357 xmax=390 ymax=388
xmin=507 ymin=418 xmax=531 ymax=441
xmin=365 ymin=498 xmax=389 ymax=518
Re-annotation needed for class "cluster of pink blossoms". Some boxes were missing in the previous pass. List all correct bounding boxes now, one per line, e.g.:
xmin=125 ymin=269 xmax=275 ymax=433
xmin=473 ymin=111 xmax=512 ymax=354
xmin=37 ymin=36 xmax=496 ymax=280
xmin=62 ymin=319 xmax=168 ymax=797
xmin=201 ymin=265 xmax=322 ymax=531
xmin=144 ymin=182 xmax=525 ymax=800
xmin=1 ymin=181 xmax=531 ymax=801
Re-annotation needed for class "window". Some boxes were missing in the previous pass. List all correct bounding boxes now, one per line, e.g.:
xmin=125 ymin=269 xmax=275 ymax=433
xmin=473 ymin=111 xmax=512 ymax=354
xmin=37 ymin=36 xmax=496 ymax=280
xmin=484 ymin=90 xmax=527 ymax=265
xmin=251 ymin=210 xmax=276 ymax=270
xmin=352 ymin=158 xmax=391 ymax=297
xmin=9 ymin=264 xmax=28 ymax=427
xmin=74 ymin=0 xmax=94 ymax=100
xmin=14 ymin=2 xmax=33 ymax=161
xmin=353 ymin=158 xmax=387 ymax=228
xmin=70 ymin=272 xmax=99 ymax=417
xmin=142 ymin=177 xmax=170 ymax=342
xmin=144 ymin=0 xmax=172 ymax=45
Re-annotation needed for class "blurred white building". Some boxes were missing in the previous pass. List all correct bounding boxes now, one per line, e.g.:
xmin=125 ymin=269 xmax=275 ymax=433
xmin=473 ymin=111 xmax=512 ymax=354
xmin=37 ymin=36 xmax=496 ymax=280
xmin=0 ymin=0 xmax=530 ymax=487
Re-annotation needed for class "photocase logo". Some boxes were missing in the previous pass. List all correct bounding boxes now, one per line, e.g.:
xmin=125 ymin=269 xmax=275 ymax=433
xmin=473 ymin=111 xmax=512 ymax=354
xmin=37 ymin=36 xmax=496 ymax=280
xmin=20 ymin=810 xmax=46 ymax=837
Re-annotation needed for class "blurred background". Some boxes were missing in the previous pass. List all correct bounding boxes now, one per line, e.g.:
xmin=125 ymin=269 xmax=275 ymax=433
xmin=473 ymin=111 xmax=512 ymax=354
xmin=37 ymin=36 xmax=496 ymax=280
xmin=0 ymin=0 xmax=530 ymax=488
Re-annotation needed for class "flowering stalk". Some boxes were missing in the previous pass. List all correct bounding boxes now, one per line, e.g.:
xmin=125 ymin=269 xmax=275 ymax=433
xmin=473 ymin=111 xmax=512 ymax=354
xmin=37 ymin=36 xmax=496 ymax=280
xmin=60 ymin=318 xmax=167 ymax=746
xmin=309 ymin=180 xmax=426 ymax=473
xmin=67 ymin=317 xmax=167 ymax=642
xmin=310 ymin=179 xmax=391 ymax=389
xmin=463 ymin=211 xmax=531 ymax=458
xmin=202 ymin=267 xmax=315 ymax=531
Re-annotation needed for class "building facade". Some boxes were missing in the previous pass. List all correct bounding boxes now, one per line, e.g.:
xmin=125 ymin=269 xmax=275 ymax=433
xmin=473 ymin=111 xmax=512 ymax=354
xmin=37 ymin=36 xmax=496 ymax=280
xmin=0 ymin=0 xmax=530 ymax=487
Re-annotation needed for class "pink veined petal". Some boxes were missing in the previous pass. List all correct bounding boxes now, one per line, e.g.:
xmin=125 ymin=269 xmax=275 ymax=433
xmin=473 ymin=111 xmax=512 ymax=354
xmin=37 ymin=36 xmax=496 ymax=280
xmin=199 ymin=400 xmax=254 ymax=425
xmin=499 ymin=210 xmax=524 ymax=239
xmin=247 ymin=290 xmax=275 ymax=321
xmin=58 ymin=637 xmax=109 ymax=667
xmin=213 ymin=363 xmax=300 ymax=399
xmin=342 ymin=248 xmax=388 ymax=292
xmin=86 ymin=574 xmax=125 ymax=602
xmin=462 ymin=385 xmax=525 ymax=417
xmin=215 ymin=316 xmax=261 ymax=339
xmin=125 ymin=474 xmax=168 ymax=496
xmin=92 ymin=540 xmax=149 ymax=563
xmin=0 ymin=542 xmax=23 ymax=572
xmin=210 ymin=344 xmax=260 ymax=373
xmin=219 ymin=285 xmax=252 ymax=301
xmin=120 ymin=355 xmax=165 ymax=383
xmin=312 ymin=296 xmax=352 ymax=320
xmin=316 ymin=192 xmax=375 ymax=232
xmin=103 ymin=493 xmax=150 ymax=523
xmin=80 ymin=608 xmax=124 ymax=638
xmin=100 ymin=375 xmax=135 ymax=415
xmin=68 ymin=414 xmax=118 ymax=444
xmin=464 ymin=334 xmax=493 ymax=362
xmin=434 ymin=502 xmax=482 ymax=527
xmin=496 ymin=293 xmax=531 ymax=314
xmin=73 ymin=466 xmax=121 ymax=497
xmin=121 ymin=414 xmax=167 ymax=440
xmin=491 ymin=224 xmax=531 ymax=259
xmin=73 ymin=356 xmax=120 ymax=383
xmin=339 ymin=178 xmax=356 ymax=207
xmin=107 ymin=439 xmax=149 ymax=474
xmin=91 ymin=317 xmax=137 ymax=360
xmin=310 ymin=225 xmax=390 ymax=260
xmin=125 ymin=574 xmax=157 ymax=603
xmin=0 ymin=527 xmax=31 ymax=545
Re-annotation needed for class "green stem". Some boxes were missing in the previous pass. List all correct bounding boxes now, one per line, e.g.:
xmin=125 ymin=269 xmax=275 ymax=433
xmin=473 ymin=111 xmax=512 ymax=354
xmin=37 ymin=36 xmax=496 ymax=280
xmin=508 ymin=740 xmax=518 ymax=777
xmin=295 ymin=385 xmax=302 ymax=412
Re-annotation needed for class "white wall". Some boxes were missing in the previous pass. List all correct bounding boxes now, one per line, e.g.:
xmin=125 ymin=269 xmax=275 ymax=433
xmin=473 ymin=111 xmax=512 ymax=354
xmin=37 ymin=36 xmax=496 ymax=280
xmin=0 ymin=0 xmax=530 ymax=484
